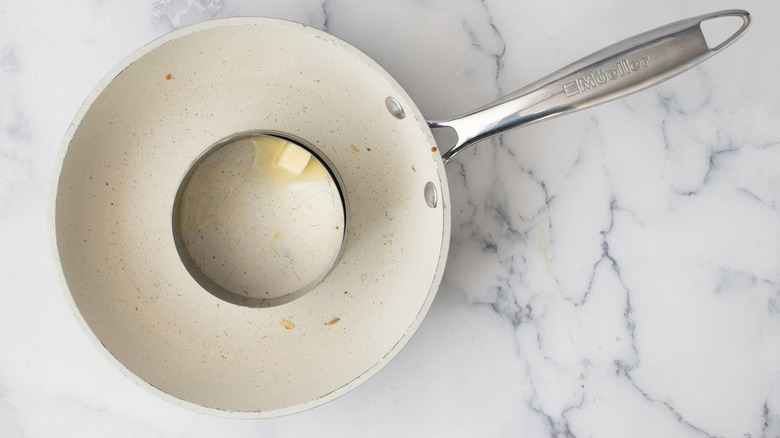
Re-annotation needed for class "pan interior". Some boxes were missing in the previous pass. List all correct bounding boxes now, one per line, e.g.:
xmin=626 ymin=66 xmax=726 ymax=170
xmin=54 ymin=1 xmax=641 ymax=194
xmin=53 ymin=18 xmax=450 ymax=417
xmin=172 ymin=132 xmax=347 ymax=308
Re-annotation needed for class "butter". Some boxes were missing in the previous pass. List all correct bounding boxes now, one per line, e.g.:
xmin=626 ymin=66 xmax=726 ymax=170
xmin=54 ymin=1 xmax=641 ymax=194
xmin=275 ymin=142 xmax=312 ymax=175
xmin=251 ymin=135 xmax=329 ymax=183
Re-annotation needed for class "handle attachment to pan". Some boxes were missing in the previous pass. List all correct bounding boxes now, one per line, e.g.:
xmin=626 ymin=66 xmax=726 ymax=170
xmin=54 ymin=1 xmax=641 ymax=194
xmin=429 ymin=9 xmax=751 ymax=163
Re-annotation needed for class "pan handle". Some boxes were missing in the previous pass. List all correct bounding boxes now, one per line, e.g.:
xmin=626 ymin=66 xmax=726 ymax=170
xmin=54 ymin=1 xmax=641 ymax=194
xmin=429 ymin=9 xmax=751 ymax=163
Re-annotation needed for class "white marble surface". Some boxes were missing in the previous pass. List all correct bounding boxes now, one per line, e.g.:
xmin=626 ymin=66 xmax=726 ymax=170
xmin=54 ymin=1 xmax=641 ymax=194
xmin=2 ymin=0 xmax=780 ymax=436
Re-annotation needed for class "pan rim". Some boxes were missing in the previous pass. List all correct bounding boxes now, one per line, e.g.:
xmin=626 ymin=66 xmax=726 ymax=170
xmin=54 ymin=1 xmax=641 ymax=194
xmin=49 ymin=16 xmax=451 ymax=417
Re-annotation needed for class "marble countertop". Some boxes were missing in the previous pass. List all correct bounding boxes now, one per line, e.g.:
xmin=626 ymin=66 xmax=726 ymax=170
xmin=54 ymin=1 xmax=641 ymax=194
xmin=2 ymin=0 xmax=779 ymax=436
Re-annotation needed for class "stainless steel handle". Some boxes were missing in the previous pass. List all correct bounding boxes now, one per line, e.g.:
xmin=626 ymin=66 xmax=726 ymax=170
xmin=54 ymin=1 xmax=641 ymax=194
xmin=430 ymin=10 xmax=751 ymax=163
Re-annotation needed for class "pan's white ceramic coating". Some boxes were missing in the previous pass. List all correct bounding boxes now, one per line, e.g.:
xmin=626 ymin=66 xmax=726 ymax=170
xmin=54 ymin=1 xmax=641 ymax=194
xmin=52 ymin=18 xmax=450 ymax=417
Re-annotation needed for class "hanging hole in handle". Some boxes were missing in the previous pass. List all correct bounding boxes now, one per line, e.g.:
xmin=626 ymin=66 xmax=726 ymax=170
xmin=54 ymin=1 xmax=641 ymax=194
xmin=700 ymin=12 xmax=750 ymax=51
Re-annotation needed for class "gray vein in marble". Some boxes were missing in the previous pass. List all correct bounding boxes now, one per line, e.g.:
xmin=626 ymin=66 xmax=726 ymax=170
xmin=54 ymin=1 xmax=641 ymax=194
xmin=715 ymin=269 xmax=780 ymax=318
xmin=496 ymin=139 xmax=554 ymax=221
xmin=770 ymin=292 xmax=780 ymax=316
xmin=658 ymin=90 xmax=714 ymax=137
xmin=659 ymin=88 xmax=740 ymax=190
xmin=536 ymin=206 xmax=636 ymax=436
xmin=485 ymin=176 xmax=523 ymax=242
xmin=0 ymin=44 xmax=36 ymax=211
xmin=698 ymin=136 xmax=780 ymax=210
xmin=763 ymin=401 xmax=780 ymax=438
xmin=757 ymin=140 xmax=780 ymax=151
xmin=704 ymin=143 xmax=737 ymax=171
xmin=459 ymin=188 xmax=643 ymax=436
xmin=655 ymin=84 xmax=779 ymax=205
xmin=446 ymin=1 xmax=550 ymax=297
xmin=601 ymin=203 xmax=644 ymax=379
xmin=481 ymin=138 xmax=553 ymax=254
xmin=448 ymin=98 xmax=644 ymax=437
xmin=617 ymin=366 xmax=713 ymax=438
xmin=737 ymin=187 xmax=773 ymax=208
xmin=455 ymin=80 xmax=724 ymax=433
xmin=519 ymin=152 xmax=651 ymax=435
xmin=1 ymin=47 xmax=20 ymax=72
xmin=598 ymin=202 xmax=764 ymax=437
xmin=5 ymin=111 xmax=30 ymax=145
xmin=151 ymin=0 xmax=223 ymax=29
xmin=448 ymin=145 xmax=530 ymax=256
xmin=447 ymin=160 xmax=488 ymax=251
xmin=528 ymin=393 xmax=582 ymax=438
xmin=319 ymin=0 xmax=331 ymax=31
xmin=486 ymin=279 xmax=530 ymax=327
xmin=459 ymin=0 xmax=506 ymax=96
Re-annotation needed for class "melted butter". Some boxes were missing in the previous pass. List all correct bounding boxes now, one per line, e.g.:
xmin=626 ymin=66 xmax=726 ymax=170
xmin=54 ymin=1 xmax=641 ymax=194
xmin=251 ymin=135 xmax=330 ymax=183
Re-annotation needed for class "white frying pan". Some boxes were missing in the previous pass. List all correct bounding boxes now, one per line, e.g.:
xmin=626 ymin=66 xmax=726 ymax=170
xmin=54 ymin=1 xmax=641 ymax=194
xmin=50 ymin=10 xmax=749 ymax=417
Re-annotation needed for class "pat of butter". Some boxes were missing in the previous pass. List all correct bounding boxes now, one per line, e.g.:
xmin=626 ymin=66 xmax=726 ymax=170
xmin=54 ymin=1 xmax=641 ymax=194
xmin=275 ymin=142 xmax=312 ymax=175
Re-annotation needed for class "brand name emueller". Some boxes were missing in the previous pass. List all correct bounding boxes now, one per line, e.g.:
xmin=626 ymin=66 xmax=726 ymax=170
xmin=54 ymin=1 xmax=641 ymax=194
xmin=563 ymin=56 xmax=650 ymax=97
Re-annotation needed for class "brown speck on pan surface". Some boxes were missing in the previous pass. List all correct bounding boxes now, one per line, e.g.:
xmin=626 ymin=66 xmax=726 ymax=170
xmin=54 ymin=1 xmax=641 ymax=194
xmin=324 ymin=317 xmax=341 ymax=326
xmin=278 ymin=319 xmax=295 ymax=330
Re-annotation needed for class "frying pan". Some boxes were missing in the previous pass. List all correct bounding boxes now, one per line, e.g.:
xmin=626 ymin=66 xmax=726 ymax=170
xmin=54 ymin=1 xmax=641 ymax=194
xmin=50 ymin=10 xmax=750 ymax=417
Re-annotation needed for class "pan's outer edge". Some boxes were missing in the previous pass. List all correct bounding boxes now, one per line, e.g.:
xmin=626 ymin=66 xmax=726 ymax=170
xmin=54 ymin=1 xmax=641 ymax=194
xmin=49 ymin=17 xmax=452 ymax=418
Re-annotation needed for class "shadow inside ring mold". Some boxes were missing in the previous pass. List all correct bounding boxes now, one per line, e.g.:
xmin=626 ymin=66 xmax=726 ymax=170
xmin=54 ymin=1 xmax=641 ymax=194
xmin=172 ymin=131 xmax=349 ymax=308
